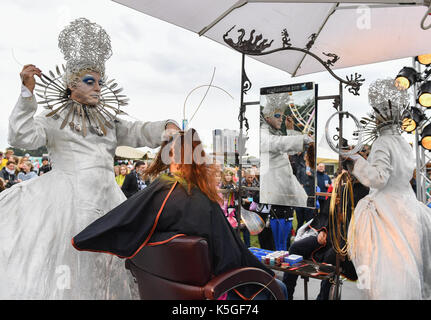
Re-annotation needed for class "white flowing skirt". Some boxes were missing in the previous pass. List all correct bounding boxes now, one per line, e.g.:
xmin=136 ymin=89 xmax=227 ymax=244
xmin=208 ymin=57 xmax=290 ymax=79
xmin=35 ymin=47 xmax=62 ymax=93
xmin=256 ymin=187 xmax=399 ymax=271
xmin=348 ymin=191 xmax=431 ymax=300
xmin=0 ymin=171 xmax=138 ymax=299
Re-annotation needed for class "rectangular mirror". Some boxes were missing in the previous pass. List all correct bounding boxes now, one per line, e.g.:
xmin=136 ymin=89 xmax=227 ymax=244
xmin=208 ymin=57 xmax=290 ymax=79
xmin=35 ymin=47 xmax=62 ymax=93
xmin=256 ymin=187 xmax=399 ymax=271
xmin=259 ymin=82 xmax=317 ymax=208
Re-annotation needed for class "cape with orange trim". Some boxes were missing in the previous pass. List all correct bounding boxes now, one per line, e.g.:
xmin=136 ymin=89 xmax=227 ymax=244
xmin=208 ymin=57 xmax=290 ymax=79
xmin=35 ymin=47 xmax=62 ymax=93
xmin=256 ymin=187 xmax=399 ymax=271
xmin=72 ymin=177 xmax=274 ymax=278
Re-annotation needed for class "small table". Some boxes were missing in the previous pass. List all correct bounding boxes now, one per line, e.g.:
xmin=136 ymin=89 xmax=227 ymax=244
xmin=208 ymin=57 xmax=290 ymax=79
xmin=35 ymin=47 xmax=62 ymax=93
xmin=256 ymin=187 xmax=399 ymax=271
xmin=269 ymin=260 xmax=336 ymax=300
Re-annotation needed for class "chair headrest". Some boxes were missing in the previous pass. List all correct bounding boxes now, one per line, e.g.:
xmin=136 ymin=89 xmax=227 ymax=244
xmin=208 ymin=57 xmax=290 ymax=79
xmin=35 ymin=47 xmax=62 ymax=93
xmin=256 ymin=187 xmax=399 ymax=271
xmin=128 ymin=236 xmax=212 ymax=286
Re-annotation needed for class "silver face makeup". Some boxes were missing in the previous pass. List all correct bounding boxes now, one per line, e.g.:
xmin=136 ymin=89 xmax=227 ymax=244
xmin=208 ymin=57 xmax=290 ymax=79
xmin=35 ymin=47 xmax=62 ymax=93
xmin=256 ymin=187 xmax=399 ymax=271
xmin=70 ymin=72 xmax=102 ymax=106
xmin=266 ymin=111 xmax=284 ymax=130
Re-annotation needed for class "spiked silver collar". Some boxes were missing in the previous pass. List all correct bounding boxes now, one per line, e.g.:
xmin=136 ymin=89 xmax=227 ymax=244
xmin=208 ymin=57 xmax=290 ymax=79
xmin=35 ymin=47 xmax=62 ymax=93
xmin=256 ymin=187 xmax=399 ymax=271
xmin=35 ymin=65 xmax=129 ymax=137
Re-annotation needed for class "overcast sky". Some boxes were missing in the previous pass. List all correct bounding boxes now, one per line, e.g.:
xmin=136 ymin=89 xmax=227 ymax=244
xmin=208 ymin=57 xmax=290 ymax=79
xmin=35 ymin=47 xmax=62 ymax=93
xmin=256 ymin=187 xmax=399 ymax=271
xmin=0 ymin=0 xmax=417 ymax=158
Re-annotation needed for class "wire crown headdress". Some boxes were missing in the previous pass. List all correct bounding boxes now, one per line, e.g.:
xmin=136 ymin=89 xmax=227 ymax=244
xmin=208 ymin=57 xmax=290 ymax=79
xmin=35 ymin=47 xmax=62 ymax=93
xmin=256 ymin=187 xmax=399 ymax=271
xmin=35 ymin=18 xmax=128 ymax=137
xmin=58 ymin=18 xmax=112 ymax=83
xmin=356 ymin=78 xmax=411 ymax=145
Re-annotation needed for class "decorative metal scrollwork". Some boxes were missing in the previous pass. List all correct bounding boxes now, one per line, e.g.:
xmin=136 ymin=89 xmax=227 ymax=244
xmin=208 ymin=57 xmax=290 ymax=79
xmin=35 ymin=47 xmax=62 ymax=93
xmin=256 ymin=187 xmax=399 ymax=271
xmin=345 ymin=73 xmax=365 ymax=96
xmin=305 ymin=33 xmax=317 ymax=51
xmin=223 ymin=26 xmax=273 ymax=55
xmin=281 ymin=29 xmax=292 ymax=48
xmin=223 ymin=26 xmax=365 ymax=96
xmin=323 ymin=52 xmax=340 ymax=68
xmin=242 ymin=68 xmax=252 ymax=95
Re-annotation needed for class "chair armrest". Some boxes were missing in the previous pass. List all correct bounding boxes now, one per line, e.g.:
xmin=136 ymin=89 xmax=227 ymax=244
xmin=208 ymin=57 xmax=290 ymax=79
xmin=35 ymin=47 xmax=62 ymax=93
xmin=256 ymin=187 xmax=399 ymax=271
xmin=203 ymin=267 xmax=285 ymax=300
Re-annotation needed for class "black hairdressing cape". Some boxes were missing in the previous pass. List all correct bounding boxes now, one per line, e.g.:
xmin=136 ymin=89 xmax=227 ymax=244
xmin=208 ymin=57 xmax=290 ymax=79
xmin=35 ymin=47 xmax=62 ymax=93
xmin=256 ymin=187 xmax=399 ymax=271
xmin=72 ymin=175 xmax=273 ymax=279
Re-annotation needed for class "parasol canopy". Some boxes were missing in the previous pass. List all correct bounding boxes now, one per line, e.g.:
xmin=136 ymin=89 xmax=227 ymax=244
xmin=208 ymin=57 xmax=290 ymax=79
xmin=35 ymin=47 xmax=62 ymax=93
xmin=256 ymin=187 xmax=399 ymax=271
xmin=113 ymin=0 xmax=431 ymax=76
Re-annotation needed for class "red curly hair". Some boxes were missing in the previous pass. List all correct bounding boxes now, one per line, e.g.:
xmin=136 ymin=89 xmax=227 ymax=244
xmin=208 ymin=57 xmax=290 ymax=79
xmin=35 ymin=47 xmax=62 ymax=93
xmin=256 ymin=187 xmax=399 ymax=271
xmin=144 ymin=129 xmax=221 ymax=203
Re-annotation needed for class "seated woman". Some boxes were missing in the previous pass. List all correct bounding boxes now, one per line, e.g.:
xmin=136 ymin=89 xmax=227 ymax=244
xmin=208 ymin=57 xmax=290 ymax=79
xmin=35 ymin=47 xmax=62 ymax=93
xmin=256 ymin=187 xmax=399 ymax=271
xmin=72 ymin=129 xmax=286 ymax=300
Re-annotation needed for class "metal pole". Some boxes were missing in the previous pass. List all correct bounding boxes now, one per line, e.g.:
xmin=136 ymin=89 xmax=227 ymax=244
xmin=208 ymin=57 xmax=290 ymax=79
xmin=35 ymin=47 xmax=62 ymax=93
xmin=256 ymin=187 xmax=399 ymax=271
xmin=415 ymin=129 xmax=423 ymax=202
xmin=413 ymin=57 xmax=426 ymax=204
xmin=236 ymin=53 xmax=246 ymax=236
xmin=334 ymin=81 xmax=344 ymax=300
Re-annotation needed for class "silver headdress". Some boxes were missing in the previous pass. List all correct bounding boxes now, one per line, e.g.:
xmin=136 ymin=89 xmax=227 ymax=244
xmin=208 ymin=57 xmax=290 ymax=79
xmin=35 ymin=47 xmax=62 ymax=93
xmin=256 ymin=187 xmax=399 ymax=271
xmin=261 ymin=93 xmax=291 ymax=116
xmin=35 ymin=18 xmax=129 ymax=137
xmin=58 ymin=18 xmax=112 ymax=84
xmin=357 ymin=78 xmax=411 ymax=145
xmin=261 ymin=91 xmax=315 ymax=134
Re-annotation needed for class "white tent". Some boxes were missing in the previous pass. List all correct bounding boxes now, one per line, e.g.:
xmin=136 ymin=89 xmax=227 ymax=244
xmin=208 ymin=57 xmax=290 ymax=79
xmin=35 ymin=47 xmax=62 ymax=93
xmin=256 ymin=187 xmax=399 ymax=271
xmin=113 ymin=0 xmax=431 ymax=76
xmin=115 ymin=146 xmax=147 ymax=159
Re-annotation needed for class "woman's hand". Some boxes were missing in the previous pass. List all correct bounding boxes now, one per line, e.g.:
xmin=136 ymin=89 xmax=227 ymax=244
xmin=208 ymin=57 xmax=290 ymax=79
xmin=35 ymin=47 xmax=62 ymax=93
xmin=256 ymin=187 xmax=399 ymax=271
xmin=20 ymin=64 xmax=42 ymax=93
xmin=165 ymin=122 xmax=180 ymax=131
xmin=317 ymin=230 xmax=327 ymax=245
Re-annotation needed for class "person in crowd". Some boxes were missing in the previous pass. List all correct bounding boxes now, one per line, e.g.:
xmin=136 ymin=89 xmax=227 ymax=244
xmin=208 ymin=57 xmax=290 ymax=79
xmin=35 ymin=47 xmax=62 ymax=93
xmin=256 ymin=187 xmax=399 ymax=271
xmin=17 ymin=161 xmax=38 ymax=182
xmin=127 ymin=160 xmax=134 ymax=172
xmin=254 ymin=203 xmax=275 ymax=250
xmin=0 ymin=178 xmax=5 ymax=193
xmin=0 ymin=150 xmax=14 ymax=170
xmin=251 ymin=165 xmax=259 ymax=182
xmin=72 ymin=129 xmax=287 ymax=300
xmin=232 ymin=167 xmax=239 ymax=184
xmin=17 ymin=156 xmax=30 ymax=173
xmin=115 ymin=165 xmax=128 ymax=187
xmin=0 ymin=18 xmax=179 ymax=299
xmin=270 ymin=205 xmax=294 ymax=251
xmin=295 ymin=143 xmax=316 ymax=231
xmin=259 ymin=100 xmax=313 ymax=207
xmin=12 ymin=156 xmax=20 ymax=171
xmin=241 ymin=169 xmax=259 ymax=208
xmin=121 ymin=161 xmax=149 ymax=198
xmin=114 ymin=165 xmax=120 ymax=177
xmin=32 ymin=159 xmax=40 ymax=172
xmin=282 ymin=167 xmax=365 ymax=300
xmin=215 ymin=167 xmax=223 ymax=196
xmin=316 ymin=163 xmax=332 ymax=212
xmin=38 ymin=156 xmax=52 ymax=176
xmin=215 ymin=166 xmax=222 ymax=187
xmin=220 ymin=167 xmax=239 ymax=229
xmin=0 ymin=161 xmax=20 ymax=188
xmin=240 ymin=169 xmax=260 ymax=247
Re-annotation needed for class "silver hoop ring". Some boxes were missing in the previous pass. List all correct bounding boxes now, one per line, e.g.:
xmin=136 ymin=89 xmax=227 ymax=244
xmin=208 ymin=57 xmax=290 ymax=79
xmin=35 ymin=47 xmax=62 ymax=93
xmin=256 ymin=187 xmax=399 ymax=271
xmin=325 ymin=111 xmax=364 ymax=157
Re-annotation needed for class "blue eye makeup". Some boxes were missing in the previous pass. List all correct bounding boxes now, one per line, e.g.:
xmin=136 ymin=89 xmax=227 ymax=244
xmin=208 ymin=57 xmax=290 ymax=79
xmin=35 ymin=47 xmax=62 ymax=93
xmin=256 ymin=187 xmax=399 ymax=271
xmin=82 ymin=75 xmax=103 ymax=86
xmin=82 ymin=76 xmax=95 ymax=85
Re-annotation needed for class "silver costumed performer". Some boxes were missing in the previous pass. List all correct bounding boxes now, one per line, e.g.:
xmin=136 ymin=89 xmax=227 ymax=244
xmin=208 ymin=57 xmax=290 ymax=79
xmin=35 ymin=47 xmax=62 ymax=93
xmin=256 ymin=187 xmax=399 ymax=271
xmin=347 ymin=79 xmax=431 ymax=300
xmin=259 ymin=93 xmax=312 ymax=207
xmin=0 ymin=18 xmax=178 ymax=299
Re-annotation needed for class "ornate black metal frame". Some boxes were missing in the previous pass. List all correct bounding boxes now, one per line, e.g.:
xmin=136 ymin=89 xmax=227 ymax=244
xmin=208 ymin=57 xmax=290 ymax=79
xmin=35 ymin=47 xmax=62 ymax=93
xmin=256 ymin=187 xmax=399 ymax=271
xmin=223 ymin=26 xmax=365 ymax=97
xmin=223 ymin=26 xmax=366 ymax=300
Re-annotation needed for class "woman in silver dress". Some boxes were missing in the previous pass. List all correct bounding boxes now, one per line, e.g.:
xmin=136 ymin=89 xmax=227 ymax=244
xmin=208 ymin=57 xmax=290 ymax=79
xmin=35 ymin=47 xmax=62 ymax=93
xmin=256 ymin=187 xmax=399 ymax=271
xmin=0 ymin=18 xmax=178 ymax=299
xmin=347 ymin=79 xmax=431 ymax=299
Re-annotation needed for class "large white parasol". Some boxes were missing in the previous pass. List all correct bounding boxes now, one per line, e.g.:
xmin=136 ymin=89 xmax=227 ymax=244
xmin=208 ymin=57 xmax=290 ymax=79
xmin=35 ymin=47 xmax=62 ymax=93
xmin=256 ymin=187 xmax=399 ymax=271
xmin=112 ymin=0 xmax=431 ymax=76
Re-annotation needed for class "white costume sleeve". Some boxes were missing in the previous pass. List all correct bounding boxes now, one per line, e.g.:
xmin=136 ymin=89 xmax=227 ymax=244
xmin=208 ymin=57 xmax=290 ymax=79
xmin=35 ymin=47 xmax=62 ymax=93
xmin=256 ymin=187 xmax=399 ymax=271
xmin=352 ymin=140 xmax=392 ymax=189
xmin=115 ymin=118 xmax=177 ymax=148
xmin=261 ymin=130 xmax=306 ymax=154
xmin=8 ymin=93 xmax=48 ymax=149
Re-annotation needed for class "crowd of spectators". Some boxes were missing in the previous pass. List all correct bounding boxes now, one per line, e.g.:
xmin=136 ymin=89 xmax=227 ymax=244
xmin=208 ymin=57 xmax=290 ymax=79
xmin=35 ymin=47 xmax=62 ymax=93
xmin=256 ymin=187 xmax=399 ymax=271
xmin=112 ymin=158 xmax=338 ymax=253
xmin=0 ymin=149 xmax=52 ymax=192
xmin=213 ymin=163 xmax=331 ymax=252
xmin=114 ymin=160 xmax=151 ymax=198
